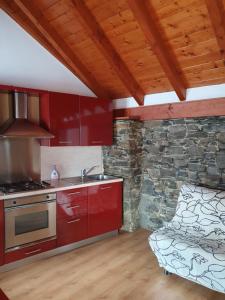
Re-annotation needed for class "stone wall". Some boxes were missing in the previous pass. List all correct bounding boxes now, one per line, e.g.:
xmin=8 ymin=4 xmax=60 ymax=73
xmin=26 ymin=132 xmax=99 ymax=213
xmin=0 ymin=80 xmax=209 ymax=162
xmin=140 ymin=117 xmax=225 ymax=230
xmin=103 ymin=120 xmax=142 ymax=232
xmin=103 ymin=117 xmax=225 ymax=232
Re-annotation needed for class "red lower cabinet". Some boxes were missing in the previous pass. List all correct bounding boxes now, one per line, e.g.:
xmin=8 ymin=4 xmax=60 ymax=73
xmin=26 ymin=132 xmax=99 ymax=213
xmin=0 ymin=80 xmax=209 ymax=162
xmin=57 ymin=217 xmax=88 ymax=246
xmin=88 ymin=182 xmax=122 ymax=237
xmin=57 ymin=188 xmax=88 ymax=246
xmin=2 ymin=182 xmax=123 ymax=265
xmin=0 ymin=201 xmax=4 ymax=266
xmin=56 ymin=183 xmax=122 ymax=245
xmin=4 ymin=239 xmax=56 ymax=264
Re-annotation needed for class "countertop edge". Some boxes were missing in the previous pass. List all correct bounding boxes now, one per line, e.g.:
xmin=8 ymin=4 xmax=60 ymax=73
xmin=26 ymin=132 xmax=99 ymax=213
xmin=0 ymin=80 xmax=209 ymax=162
xmin=0 ymin=178 xmax=123 ymax=200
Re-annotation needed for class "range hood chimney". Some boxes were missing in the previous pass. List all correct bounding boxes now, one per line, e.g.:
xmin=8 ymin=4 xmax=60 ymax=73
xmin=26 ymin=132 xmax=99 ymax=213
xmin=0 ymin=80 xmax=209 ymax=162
xmin=0 ymin=92 xmax=54 ymax=139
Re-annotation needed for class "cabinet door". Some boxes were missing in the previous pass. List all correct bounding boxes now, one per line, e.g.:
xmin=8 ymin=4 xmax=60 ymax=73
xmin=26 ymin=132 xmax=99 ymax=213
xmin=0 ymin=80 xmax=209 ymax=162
xmin=0 ymin=201 xmax=4 ymax=266
xmin=40 ymin=92 xmax=80 ymax=146
xmin=57 ymin=218 xmax=88 ymax=246
xmin=5 ymin=239 xmax=56 ymax=264
xmin=88 ymin=182 xmax=122 ymax=237
xmin=57 ymin=188 xmax=88 ymax=246
xmin=80 ymin=96 xmax=113 ymax=146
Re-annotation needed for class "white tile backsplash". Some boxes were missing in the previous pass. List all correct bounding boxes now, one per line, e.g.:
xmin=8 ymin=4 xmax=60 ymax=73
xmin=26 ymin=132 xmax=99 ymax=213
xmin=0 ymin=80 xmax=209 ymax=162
xmin=41 ymin=146 xmax=103 ymax=180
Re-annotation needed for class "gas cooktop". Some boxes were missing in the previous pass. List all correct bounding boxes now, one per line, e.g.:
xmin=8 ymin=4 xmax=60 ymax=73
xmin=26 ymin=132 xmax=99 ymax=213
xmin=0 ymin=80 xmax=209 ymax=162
xmin=0 ymin=181 xmax=50 ymax=195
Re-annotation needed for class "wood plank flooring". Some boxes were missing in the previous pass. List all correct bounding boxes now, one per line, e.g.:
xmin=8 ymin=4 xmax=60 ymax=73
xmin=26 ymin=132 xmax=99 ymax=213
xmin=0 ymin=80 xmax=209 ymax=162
xmin=0 ymin=229 xmax=224 ymax=300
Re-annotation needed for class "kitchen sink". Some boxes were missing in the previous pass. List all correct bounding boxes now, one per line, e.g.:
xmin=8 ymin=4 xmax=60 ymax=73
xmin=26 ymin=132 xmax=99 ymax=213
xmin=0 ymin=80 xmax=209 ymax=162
xmin=87 ymin=174 xmax=116 ymax=181
xmin=62 ymin=174 xmax=117 ymax=185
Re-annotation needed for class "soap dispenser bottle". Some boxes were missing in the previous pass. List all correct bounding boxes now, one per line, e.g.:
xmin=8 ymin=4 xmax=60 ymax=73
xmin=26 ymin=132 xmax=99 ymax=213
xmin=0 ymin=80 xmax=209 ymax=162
xmin=51 ymin=165 xmax=59 ymax=181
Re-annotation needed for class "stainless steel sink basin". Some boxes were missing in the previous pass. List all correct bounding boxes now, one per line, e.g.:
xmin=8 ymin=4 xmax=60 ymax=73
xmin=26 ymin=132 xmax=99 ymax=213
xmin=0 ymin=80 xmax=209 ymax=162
xmin=87 ymin=174 xmax=116 ymax=181
xmin=62 ymin=174 xmax=117 ymax=185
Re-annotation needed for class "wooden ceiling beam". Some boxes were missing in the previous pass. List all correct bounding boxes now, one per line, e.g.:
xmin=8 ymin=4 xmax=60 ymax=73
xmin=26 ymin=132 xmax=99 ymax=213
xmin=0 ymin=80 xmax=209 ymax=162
xmin=127 ymin=0 xmax=187 ymax=101
xmin=114 ymin=98 xmax=225 ymax=121
xmin=71 ymin=0 xmax=145 ymax=106
xmin=2 ymin=0 xmax=111 ymax=99
xmin=205 ymin=0 xmax=225 ymax=59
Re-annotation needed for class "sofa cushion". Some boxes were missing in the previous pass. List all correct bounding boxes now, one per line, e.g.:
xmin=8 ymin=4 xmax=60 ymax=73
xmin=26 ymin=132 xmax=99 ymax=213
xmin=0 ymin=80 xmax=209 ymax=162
xmin=150 ymin=226 xmax=225 ymax=293
xmin=172 ymin=184 xmax=225 ymax=236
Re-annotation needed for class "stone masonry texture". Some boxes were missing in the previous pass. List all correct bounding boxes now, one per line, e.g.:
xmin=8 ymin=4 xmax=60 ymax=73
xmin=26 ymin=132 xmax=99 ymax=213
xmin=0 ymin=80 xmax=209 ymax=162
xmin=103 ymin=120 xmax=142 ymax=232
xmin=103 ymin=117 xmax=225 ymax=232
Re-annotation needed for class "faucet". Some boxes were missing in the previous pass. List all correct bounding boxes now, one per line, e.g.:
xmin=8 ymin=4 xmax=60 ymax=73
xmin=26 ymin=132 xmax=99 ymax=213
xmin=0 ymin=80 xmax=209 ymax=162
xmin=81 ymin=165 xmax=99 ymax=178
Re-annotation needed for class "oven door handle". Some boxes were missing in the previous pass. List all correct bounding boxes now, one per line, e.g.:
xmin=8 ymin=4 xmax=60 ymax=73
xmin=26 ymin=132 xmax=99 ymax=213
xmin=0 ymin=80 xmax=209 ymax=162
xmin=5 ymin=200 xmax=56 ymax=211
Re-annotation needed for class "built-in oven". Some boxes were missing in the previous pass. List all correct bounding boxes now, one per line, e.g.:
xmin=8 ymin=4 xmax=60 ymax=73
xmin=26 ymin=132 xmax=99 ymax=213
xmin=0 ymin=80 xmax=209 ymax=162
xmin=4 ymin=193 xmax=56 ymax=251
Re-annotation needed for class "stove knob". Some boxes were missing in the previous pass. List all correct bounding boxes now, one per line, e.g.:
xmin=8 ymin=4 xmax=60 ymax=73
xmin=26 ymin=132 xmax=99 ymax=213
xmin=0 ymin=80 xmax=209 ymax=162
xmin=46 ymin=195 xmax=50 ymax=199
xmin=13 ymin=200 xmax=16 ymax=205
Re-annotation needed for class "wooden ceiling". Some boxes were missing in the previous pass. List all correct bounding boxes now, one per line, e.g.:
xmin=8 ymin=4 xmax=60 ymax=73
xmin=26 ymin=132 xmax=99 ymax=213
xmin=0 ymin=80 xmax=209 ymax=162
xmin=0 ymin=0 xmax=225 ymax=105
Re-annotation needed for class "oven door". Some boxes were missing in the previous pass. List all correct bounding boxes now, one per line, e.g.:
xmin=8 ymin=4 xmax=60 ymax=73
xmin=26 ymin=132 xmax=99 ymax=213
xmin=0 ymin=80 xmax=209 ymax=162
xmin=5 ymin=201 xmax=56 ymax=250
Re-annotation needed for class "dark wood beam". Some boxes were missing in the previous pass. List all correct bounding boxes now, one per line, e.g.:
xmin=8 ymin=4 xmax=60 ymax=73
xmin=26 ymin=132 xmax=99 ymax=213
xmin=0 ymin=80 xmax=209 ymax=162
xmin=205 ymin=0 xmax=225 ymax=59
xmin=71 ymin=0 xmax=145 ymax=106
xmin=2 ymin=0 xmax=111 ymax=99
xmin=127 ymin=0 xmax=187 ymax=101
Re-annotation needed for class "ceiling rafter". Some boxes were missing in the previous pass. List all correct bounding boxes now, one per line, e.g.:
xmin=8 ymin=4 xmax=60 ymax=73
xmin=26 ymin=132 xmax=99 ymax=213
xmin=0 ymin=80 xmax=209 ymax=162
xmin=127 ymin=0 xmax=187 ymax=101
xmin=71 ymin=0 xmax=145 ymax=106
xmin=205 ymin=0 xmax=225 ymax=59
xmin=3 ymin=0 xmax=111 ymax=99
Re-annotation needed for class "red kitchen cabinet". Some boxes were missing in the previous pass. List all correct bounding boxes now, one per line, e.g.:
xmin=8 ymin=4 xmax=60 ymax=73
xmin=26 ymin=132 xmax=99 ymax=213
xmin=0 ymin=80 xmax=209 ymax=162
xmin=79 ymin=96 xmax=113 ymax=146
xmin=5 ymin=239 xmax=56 ymax=264
xmin=0 ymin=201 xmax=4 ymax=266
xmin=57 ymin=188 xmax=88 ymax=246
xmin=40 ymin=92 xmax=80 ymax=146
xmin=88 ymin=182 xmax=122 ymax=237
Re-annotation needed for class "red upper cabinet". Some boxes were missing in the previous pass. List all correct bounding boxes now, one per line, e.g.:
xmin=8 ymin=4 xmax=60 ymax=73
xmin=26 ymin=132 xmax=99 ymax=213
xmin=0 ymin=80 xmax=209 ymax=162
xmin=88 ymin=182 xmax=122 ymax=237
xmin=40 ymin=92 xmax=80 ymax=146
xmin=79 ymin=96 xmax=113 ymax=146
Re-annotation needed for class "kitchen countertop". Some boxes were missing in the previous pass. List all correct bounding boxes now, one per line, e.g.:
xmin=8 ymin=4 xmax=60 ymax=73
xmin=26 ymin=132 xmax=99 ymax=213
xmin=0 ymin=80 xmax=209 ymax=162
xmin=0 ymin=176 xmax=123 ymax=200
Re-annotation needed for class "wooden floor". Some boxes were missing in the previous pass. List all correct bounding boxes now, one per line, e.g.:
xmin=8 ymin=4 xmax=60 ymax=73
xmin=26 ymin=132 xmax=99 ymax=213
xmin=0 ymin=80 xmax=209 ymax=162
xmin=0 ymin=229 xmax=224 ymax=300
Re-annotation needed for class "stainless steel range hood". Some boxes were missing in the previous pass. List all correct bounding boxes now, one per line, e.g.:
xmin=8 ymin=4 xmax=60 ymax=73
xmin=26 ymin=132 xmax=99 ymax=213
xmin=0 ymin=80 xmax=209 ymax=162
xmin=0 ymin=92 xmax=54 ymax=139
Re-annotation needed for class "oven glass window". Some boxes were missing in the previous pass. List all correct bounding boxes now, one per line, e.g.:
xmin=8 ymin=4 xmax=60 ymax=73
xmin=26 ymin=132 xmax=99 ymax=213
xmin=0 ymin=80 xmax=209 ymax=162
xmin=15 ymin=211 xmax=49 ymax=235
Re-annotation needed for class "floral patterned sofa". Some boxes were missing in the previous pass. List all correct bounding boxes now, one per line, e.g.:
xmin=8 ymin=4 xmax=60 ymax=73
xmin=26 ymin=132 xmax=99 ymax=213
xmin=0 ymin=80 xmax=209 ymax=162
xmin=149 ymin=183 xmax=225 ymax=294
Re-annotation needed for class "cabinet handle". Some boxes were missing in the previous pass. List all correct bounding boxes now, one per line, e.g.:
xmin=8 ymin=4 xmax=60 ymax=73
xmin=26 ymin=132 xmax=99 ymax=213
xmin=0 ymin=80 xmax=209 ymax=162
xmin=67 ymin=219 xmax=80 ymax=224
xmin=25 ymin=249 xmax=41 ymax=255
xmin=91 ymin=141 xmax=102 ymax=144
xmin=59 ymin=141 xmax=72 ymax=144
xmin=68 ymin=205 xmax=80 ymax=209
xmin=100 ymin=186 xmax=112 ymax=190
xmin=67 ymin=192 xmax=81 ymax=196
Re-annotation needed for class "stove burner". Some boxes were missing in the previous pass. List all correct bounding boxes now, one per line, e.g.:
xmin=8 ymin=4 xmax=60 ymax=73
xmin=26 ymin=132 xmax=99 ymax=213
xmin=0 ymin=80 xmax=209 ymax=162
xmin=0 ymin=181 xmax=50 ymax=194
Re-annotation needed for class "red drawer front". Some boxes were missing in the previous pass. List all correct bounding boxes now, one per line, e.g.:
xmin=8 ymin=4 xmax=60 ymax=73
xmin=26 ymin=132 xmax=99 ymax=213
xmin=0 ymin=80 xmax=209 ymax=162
xmin=57 ymin=188 xmax=87 ymax=205
xmin=5 ymin=239 xmax=57 ymax=264
xmin=57 ymin=216 xmax=88 ymax=246
xmin=57 ymin=201 xmax=87 ymax=221
xmin=57 ymin=188 xmax=88 ymax=221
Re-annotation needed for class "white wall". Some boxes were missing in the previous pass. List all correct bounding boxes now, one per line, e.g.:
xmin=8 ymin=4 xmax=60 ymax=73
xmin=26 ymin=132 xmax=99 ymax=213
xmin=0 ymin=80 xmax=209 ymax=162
xmin=113 ymin=83 xmax=225 ymax=109
xmin=41 ymin=146 xmax=103 ymax=180
xmin=0 ymin=9 xmax=95 ymax=96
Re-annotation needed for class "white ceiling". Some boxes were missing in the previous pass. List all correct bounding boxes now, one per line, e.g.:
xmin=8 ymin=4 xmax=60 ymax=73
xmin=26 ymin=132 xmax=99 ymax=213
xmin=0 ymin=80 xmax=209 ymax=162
xmin=0 ymin=9 xmax=95 ymax=96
